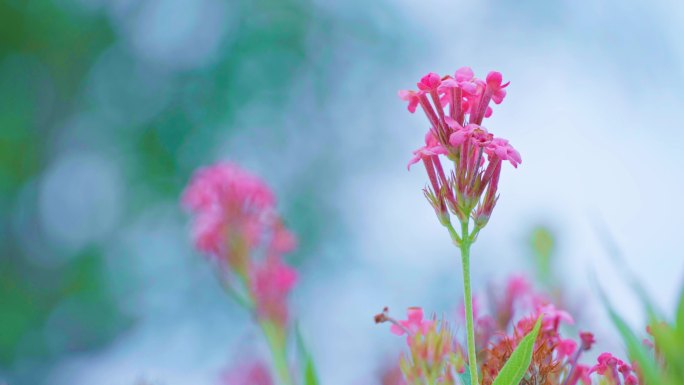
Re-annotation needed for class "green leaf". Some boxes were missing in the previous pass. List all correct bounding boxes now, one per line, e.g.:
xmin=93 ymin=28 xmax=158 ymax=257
xmin=594 ymin=278 xmax=664 ymax=385
xmin=676 ymin=285 xmax=684 ymax=336
xmin=607 ymin=304 xmax=664 ymax=385
xmin=295 ymin=324 xmax=319 ymax=385
xmin=491 ymin=316 xmax=543 ymax=385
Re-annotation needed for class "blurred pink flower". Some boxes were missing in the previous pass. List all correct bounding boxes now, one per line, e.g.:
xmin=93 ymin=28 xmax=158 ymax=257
xmin=390 ymin=307 xmax=434 ymax=337
xmin=221 ymin=360 xmax=272 ymax=385
xmin=557 ymin=338 xmax=577 ymax=360
xmin=249 ymin=256 xmax=298 ymax=327
xmin=537 ymin=303 xmax=574 ymax=331
xmin=579 ymin=331 xmax=596 ymax=351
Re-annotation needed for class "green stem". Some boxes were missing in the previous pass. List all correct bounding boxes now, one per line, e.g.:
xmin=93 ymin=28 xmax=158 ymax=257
xmin=460 ymin=220 xmax=479 ymax=385
xmin=444 ymin=221 xmax=462 ymax=245
xmin=260 ymin=320 xmax=294 ymax=385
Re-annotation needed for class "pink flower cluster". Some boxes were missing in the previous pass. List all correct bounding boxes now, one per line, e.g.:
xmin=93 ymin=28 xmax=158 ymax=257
xmin=376 ymin=308 xmax=464 ymax=385
xmin=378 ymin=275 xmax=640 ymax=385
xmin=182 ymin=162 xmax=298 ymax=327
xmin=400 ymin=68 xmax=520 ymax=228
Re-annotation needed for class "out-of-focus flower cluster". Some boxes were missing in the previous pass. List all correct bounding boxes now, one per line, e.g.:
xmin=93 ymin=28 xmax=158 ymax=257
xmin=377 ymin=275 xmax=640 ymax=385
xmin=182 ymin=162 xmax=297 ymax=328
xmin=400 ymin=68 xmax=520 ymax=231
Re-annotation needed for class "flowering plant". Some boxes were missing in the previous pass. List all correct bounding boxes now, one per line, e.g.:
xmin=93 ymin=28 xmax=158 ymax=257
xmin=375 ymin=68 xmax=641 ymax=385
xmin=182 ymin=162 xmax=306 ymax=385
xmin=178 ymin=68 xmax=682 ymax=385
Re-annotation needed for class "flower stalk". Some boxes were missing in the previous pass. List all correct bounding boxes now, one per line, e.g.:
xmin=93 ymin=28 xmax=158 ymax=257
xmin=459 ymin=220 xmax=479 ymax=385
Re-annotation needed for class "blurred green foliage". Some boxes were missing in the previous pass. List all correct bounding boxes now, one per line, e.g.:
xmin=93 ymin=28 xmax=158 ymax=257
xmin=528 ymin=226 xmax=555 ymax=286
xmin=605 ymin=284 xmax=684 ymax=385
xmin=0 ymin=0 xmax=397 ymax=383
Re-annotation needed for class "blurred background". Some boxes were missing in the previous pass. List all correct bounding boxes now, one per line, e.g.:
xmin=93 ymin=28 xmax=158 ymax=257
xmin=1 ymin=0 xmax=683 ymax=384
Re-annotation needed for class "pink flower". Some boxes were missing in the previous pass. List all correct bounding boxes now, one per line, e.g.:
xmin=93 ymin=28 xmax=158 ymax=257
xmin=557 ymin=338 xmax=577 ymax=360
xmin=579 ymin=331 xmax=596 ymax=351
xmin=269 ymin=220 xmax=298 ymax=255
xmin=182 ymin=162 xmax=275 ymax=213
xmin=192 ymin=210 xmax=226 ymax=254
xmin=485 ymin=138 xmax=522 ymax=168
xmin=400 ymin=67 xmax=520 ymax=229
xmin=221 ymin=360 xmax=272 ymax=385
xmin=249 ymin=256 xmax=298 ymax=327
xmin=506 ymin=275 xmax=531 ymax=299
xmin=439 ymin=67 xmax=478 ymax=94
xmin=447 ymin=120 xmax=478 ymax=147
xmin=485 ymin=71 xmax=510 ymax=104
xmin=407 ymin=131 xmax=447 ymax=170
xmin=536 ymin=303 xmax=574 ymax=331
xmin=567 ymin=364 xmax=592 ymax=385
xmin=182 ymin=162 xmax=278 ymax=258
xmin=591 ymin=352 xmax=622 ymax=375
xmin=390 ymin=307 xmax=434 ymax=337
xmin=398 ymin=90 xmax=422 ymax=113
xmin=417 ymin=72 xmax=442 ymax=92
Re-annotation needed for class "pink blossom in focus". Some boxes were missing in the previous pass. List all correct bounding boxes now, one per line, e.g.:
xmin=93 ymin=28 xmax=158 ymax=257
xmin=486 ymin=138 xmax=522 ymax=168
xmin=416 ymin=72 xmax=442 ymax=92
xmin=439 ymin=67 xmax=478 ymax=95
xmin=447 ymin=122 xmax=479 ymax=147
xmin=407 ymin=131 xmax=447 ymax=170
xmin=398 ymin=90 xmax=422 ymax=113
xmin=485 ymin=71 xmax=510 ymax=104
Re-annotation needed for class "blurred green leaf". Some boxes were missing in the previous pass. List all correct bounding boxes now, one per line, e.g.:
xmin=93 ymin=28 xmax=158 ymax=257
xmin=296 ymin=325 xmax=319 ymax=385
xmin=529 ymin=226 xmax=554 ymax=284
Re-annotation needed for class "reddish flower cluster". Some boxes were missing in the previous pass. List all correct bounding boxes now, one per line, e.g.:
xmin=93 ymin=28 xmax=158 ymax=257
xmin=182 ymin=162 xmax=297 ymax=327
xmin=378 ymin=276 xmax=640 ymax=385
xmin=400 ymin=68 xmax=520 ymax=228
xmin=478 ymin=277 xmax=639 ymax=385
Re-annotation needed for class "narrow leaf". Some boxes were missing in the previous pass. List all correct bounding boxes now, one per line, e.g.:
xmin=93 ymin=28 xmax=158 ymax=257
xmin=491 ymin=316 xmax=543 ymax=385
xmin=593 ymin=276 xmax=664 ymax=385
xmin=295 ymin=324 xmax=320 ymax=385
xmin=676 ymin=285 xmax=684 ymax=336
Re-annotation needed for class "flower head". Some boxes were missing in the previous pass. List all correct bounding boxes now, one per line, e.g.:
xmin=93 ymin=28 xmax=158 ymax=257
xmin=398 ymin=67 xmax=520 ymax=231
xmin=182 ymin=161 xmax=299 ymax=329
